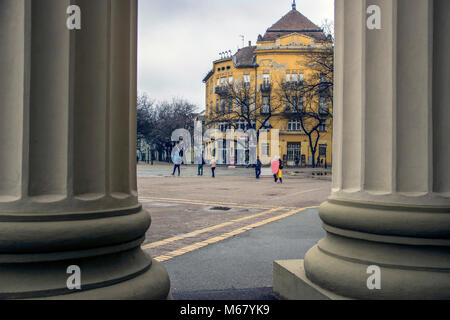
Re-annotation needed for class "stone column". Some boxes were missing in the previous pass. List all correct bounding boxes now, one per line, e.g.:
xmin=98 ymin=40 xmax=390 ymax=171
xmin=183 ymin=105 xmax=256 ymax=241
xmin=303 ymin=0 xmax=450 ymax=299
xmin=0 ymin=0 xmax=170 ymax=299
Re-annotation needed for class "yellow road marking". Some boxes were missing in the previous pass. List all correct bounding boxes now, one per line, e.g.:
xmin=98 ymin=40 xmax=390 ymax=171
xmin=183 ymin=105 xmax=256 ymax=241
xmin=142 ymin=197 xmax=242 ymax=206
xmin=142 ymin=207 xmax=285 ymax=250
xmin=153 ymin=206 xmax=318 ymax=262
xmin=139 ymin=197 xmax=283 ymax=210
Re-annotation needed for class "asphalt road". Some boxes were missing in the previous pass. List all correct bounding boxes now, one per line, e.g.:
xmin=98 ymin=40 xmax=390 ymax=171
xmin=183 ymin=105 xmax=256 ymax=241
xmin=162 ymin=208 xmax=325 ymax=300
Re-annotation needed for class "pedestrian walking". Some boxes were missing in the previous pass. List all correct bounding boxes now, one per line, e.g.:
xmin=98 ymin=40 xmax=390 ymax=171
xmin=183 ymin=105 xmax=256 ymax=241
xmin=172 ymin=150 xmax=181 ymax=176
xmin=211 ymin=158 xmax=216 ymax=178
xmin=271 ymin=158 xmax=280 ymax=183
xmin=277 ymin=158 xmax=284 ymax=184
xmin=255 ymin=157 xmax=262 ymax=179
xmin=198 ymin=156 xmax=205 ymax=176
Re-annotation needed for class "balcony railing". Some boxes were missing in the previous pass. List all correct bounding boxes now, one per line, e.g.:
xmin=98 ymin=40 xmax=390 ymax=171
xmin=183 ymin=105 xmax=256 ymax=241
xmin=319 ymin=107 xmax=329 ymax=116
xmin=260 ymin=82 xmax=272 ymax=92
xmin=282 ymin=81 xmax=303 ymax=90
xmin=215 ymin=86 xmax=230 ymax=96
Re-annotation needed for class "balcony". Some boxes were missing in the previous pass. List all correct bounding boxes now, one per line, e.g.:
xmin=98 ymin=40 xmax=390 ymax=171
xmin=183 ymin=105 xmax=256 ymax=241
xmin=260 ymin=82 xmax=272 ymax=93
xmin=319 ymin=107 xmax=329 ymax=116
xmin=318 ymin=83 xmax=330 ymax=97
xmin=215 ymin=86 xmax=230 ymax=96
xmin=282 ymin=81 xmax=303 ymax=90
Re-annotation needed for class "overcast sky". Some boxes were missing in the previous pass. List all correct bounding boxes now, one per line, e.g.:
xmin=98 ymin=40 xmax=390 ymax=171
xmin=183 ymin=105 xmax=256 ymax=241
xmin=137 ymin=0 xmax=334 ymax=111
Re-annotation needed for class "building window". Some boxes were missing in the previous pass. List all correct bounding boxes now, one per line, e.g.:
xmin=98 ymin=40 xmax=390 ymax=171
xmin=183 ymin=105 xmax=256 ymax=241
xmin=262 ymin=119 xmax=271 ymax=129
xmin=261 ymin=143 xmax=270 ymax=157
xmin=288 ymin=120 xmax=302 ymax=132
xmin=319 ymin=97 xmax=327 ymax=114
xmin=229 ymin=76 xmax=233 ymax=85
xmin=319 ymin=144 xmax=327 ymax=157
xmin=292 ymin=73 xmax=298 ymax=85
xmin=292 ymin=96 xmax=298 ymax=109
xmin=262 ymin=96 xmax=270 ymax=113
xmin=286 ymin=73 xmax=291 ymax=83
xmin=319 ymin=119 xmax=327 ymax=132
xmin=320 ymin=74 xmax=326 ymax=83
xmin=244 ymin=74 xmax=250 ymax=88
xmin=219 ymin=122 xmax=229 ymax=132
xmin=236 ymin=121 xmax=246 ymax=130
xmin=263 ymin=73 xmax=270 ymax=85
xmin=287 ymin=143 xmax=302 ymax=162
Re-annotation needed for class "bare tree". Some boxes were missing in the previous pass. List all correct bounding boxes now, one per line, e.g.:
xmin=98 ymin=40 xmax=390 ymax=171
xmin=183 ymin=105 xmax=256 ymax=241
xmin=152 ymin=98 xmax=196 ymax=162
xmin=274 ymin=51 xmax=333 ymax=168
xmin=137 ymin=93 xmax=155 ymax=141
xmin=206 ymin=79 xmax=284 ymax=144
xmin=137 ymin=94 xmax=197 ymax=162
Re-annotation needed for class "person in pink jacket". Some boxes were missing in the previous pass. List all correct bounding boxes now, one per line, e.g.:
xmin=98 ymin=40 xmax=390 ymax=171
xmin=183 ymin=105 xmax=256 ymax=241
xmin=271 ymin=158 xmax=280 ymax=183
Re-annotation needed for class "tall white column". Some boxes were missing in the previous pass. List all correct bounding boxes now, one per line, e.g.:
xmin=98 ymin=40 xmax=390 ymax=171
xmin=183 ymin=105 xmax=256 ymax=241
xmin=0 ymin=0 xmax=170 ymax=299
xmin=303 ymin=0 xmax=450 ymax=299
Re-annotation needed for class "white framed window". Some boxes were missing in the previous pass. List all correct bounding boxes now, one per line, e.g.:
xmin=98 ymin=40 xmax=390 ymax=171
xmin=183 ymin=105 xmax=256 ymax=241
xmin=262 ymin=96 xmax=270 ymax=113
xmin=319 ymin=119 xmax=327 ymax=132
xmin=292 ymin=73 xmax=298 ymax=84
xmin=261 ymin=143 xmax=270 ymax=157
xmin=320 ymin=97 xmax=326 ymax=109
xmin=286 ymin=73 xmax=291 ymax=83
xmin=244 ymin=74 xmax=250 ymax=87
xmin=288 ymin=120 xmax=302 ymax=132
xmin=229 ymin=76 xmax=233 ymax=85
xmin=263 ymin=73 xmax=270 ymax=84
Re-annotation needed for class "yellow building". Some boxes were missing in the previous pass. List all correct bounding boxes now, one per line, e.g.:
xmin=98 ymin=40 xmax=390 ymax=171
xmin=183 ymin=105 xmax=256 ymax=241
xmin=202 ymin=2 xmax=333 ymax=167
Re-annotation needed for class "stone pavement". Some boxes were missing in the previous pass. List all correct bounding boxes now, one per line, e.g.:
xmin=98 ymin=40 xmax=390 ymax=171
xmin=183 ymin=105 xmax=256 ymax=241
xmin=137 ymin=164 xmax=331 ymax=299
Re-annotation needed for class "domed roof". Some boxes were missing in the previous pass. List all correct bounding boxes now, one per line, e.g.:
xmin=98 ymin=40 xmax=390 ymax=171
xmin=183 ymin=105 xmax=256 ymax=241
xmin=261 ymin=7 xmax=328 ymax=42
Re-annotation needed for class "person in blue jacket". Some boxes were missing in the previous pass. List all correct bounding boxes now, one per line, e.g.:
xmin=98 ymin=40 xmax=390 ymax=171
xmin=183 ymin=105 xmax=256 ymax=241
xmin=172 ymin=150 xmax=181 ymax=176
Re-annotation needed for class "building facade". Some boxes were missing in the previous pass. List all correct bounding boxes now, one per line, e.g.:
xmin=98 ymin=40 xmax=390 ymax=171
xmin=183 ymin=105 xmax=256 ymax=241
xmin=203 ymin=3 xmax=333 ymax=167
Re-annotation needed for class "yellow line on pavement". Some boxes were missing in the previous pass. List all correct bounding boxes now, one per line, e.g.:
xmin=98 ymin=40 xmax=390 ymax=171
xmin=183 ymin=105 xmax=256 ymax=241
xmin=141 ymin=197 xmax=242 ymax=206
xmin=139 ymin=197 xmax=282 ymax=210
xmin=142 ymin=207 xmax=285 ymax=250
xmin=153 ymin=206 xmax=318 ymax=262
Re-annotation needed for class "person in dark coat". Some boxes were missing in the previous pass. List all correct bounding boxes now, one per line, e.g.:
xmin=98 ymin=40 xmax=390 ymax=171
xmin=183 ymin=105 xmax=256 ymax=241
xmin=255 ymin=157 xmax=262 ymax=179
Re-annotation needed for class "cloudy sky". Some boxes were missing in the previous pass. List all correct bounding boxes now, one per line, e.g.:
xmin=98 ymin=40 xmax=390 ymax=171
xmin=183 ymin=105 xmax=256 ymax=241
xmin=137 ymin=0 xmax=334 ymax=111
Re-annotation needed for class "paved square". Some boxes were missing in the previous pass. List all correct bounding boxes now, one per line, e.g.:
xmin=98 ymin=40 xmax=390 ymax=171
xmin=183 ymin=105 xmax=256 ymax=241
xmin=137 ymin=164 xmax=331 ymax=262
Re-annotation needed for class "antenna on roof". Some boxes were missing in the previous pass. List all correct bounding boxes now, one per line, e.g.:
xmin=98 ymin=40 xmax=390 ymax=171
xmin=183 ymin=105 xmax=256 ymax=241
xmin=292 ymin=0 xmax=296 ymax=10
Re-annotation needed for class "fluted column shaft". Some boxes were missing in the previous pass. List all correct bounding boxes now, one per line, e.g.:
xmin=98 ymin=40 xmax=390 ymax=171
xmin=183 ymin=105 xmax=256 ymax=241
xmin=0 ymin=0 xmax=170 ymax=299
xmin=304 ymin=0 xmax=450 ymax=299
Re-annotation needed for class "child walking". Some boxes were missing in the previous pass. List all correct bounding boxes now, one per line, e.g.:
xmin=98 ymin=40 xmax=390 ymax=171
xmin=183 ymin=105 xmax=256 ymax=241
xmin=211 ymin=158 xmax=216 ymax=178
xmin=277 ymin=158 xmax=284 ymax=184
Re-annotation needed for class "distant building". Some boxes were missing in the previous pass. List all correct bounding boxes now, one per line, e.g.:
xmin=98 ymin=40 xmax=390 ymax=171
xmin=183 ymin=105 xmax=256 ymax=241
xmin=203 ymin=2 xmax=333 ymax=167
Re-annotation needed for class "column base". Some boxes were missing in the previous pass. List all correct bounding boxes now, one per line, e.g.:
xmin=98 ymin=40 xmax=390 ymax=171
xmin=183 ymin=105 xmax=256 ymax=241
xmin=303 ymin=200 xmax=450 ymax=300
xmin=273 ymin=260 xmax=350 ymax=300
xmin=44 ymin=259 xmax=171 ymax=300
